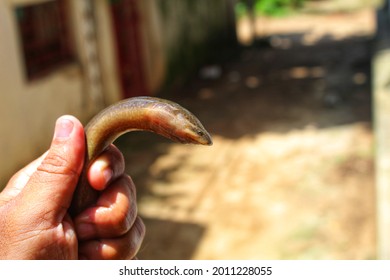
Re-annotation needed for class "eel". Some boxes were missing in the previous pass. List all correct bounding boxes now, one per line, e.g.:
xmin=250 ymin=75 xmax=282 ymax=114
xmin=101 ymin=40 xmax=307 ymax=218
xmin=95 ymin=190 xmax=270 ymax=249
xmin=69 ymin=96 xmax=212 ymax=216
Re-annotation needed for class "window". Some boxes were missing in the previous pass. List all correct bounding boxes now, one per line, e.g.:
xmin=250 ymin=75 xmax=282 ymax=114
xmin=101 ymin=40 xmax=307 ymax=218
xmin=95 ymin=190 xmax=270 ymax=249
xmin=15 ymin=0 xmax=74 ymax=80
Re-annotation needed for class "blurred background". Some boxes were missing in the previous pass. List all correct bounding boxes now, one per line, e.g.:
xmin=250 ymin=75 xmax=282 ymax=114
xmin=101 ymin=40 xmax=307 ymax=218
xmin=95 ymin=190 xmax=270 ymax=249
xmin=1 ymin=0 xmax=389 ymax=259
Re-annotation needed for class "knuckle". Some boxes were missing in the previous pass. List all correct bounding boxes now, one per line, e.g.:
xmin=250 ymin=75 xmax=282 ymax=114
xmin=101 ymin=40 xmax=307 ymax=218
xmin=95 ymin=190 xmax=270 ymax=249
xmin=110 ymin=145 xmax=125 ymax=165
xmin=134 ymin=216 xmax=146 ymax=239
xmin=113 ymin=204 xmax=135 ymax=235
xmin=123 ymin=175 xmax=136 ymax=196
xmin=97 ymin=145 xmax=125 ymax=175
xmin=38 ymin=153 xmax=78 ymax=178
xmin=99 ymin=175 xmax=138 ymax=236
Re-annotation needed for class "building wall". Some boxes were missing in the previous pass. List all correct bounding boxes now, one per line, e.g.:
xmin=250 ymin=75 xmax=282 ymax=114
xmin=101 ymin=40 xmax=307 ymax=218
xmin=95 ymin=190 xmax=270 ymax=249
xmin=1 ymin=0 xmax=76 ymax=186
xmin=0 ymin=0 xmax=120 ymax=187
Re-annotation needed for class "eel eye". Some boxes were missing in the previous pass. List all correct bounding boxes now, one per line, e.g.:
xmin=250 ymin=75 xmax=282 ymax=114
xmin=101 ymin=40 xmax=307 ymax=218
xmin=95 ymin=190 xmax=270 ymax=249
xmin=197 ymin=130 xmax=205 ymax=137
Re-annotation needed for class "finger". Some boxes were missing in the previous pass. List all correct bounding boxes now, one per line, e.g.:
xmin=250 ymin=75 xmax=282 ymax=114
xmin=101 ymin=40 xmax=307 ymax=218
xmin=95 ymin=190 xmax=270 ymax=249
xmin=62 ymin=213 xmax=78 ymax=259
xmin=75 ymin=175 xmax=137 ymax=240
xmin=79 ymin=216 xmax=145 ymax=260
xmin=20 ymin=116 xmax=85 ymax=222
xmin=87 ymin=144 xmax=125 ymax=191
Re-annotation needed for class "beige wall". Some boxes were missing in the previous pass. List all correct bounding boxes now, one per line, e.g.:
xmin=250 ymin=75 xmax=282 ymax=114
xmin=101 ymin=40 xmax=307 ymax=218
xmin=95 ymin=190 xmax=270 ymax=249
xmin=94 ymin=0 xmax=122 ymax=105
xmin=0 ymin=0 xmax=121 ymax=187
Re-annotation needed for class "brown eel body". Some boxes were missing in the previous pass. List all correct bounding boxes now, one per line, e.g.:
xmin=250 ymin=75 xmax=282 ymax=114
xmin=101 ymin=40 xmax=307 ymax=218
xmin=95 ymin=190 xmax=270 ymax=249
xmin=69 ymin=96 xmax=212 ymax=217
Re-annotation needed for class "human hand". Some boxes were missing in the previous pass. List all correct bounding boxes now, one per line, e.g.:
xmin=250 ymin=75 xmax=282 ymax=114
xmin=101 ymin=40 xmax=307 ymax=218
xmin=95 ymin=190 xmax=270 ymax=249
xmin=0 ymin=116 xmax=145 ymax=259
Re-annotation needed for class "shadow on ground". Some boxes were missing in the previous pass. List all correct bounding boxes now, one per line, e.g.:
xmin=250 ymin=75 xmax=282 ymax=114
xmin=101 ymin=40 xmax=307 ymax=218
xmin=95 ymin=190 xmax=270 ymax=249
xmin=116 ymin=30 xmax=374 ymax=259
xmin=139 ymin=218 xmax=205 ymax=260
xmin=177 ymin=33 xmax=372 ymax=138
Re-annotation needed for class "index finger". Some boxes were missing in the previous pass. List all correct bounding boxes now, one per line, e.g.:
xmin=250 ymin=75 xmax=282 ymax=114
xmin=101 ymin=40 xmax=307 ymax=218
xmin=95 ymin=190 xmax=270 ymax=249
xmin=87 ymin=144 xmax=125 ymax=191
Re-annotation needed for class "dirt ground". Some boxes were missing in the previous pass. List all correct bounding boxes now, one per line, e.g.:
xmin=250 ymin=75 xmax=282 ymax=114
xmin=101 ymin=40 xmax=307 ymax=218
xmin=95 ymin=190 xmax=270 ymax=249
xmin=117 ymin=5 xmax=377 ymax=259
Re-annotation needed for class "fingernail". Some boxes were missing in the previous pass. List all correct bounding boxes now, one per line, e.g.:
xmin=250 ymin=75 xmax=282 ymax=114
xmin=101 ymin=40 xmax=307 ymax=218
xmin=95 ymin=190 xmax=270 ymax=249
xmin=54 ymin=117 xmax=74 ymax=139
xmin=91 ymin=159 xmax=113 ymax=189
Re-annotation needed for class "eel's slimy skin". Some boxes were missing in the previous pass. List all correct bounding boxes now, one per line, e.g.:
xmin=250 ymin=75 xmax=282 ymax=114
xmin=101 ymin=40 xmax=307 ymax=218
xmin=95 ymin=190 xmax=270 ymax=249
xmin=69 ymin=96 xmax=212 ymax=216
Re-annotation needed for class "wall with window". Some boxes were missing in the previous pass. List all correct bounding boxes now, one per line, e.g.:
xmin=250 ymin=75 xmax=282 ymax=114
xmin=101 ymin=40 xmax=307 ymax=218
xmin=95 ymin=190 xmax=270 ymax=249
xmin=0 ymin=0 xmax=120 ymax=187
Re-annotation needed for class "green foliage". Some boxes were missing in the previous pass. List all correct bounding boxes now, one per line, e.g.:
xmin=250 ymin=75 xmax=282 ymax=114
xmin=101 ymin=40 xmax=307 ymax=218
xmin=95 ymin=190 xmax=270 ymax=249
xmin=257 ymin=0 xmax=289 ymax=16
xmin=236 ymin=0 xmax=307 ymax=17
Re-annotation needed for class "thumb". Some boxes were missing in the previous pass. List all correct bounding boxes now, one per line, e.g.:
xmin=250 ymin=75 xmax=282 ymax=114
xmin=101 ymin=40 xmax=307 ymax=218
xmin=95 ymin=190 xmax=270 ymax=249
xmin=22 ymin=115 xmax=86 ymax=221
